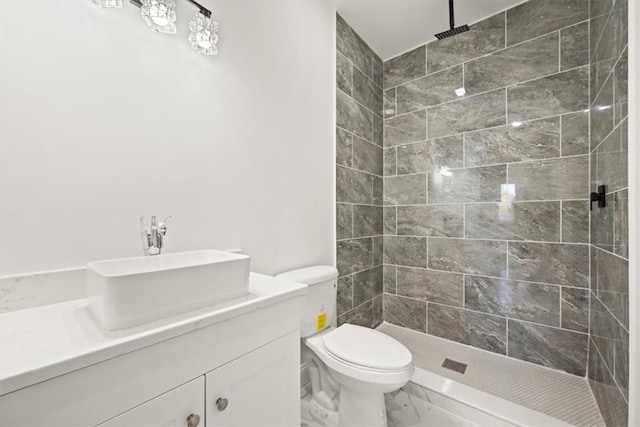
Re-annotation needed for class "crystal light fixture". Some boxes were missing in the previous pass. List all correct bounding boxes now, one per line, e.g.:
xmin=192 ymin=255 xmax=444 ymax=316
xmin=91 ymin=0 xmax=218 ymax=56
xmin=92 ymin=0 xmax=123 ymax=8
xmin=140 ymin=0 xmax=177 ymax=34
xmin=189 ymin=12 xmax=219 ymax=56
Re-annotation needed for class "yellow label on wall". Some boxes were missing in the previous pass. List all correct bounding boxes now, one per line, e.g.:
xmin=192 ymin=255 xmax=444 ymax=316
xmin=317 ymin=312 xmax=327 ymax=331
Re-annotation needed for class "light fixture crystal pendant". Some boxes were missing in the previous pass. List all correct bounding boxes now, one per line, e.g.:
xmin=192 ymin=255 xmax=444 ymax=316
xmin=140 ymin=0 xmax=177 ymax=34
xmin=189 ymin=12 xmax=219 ymax=56
xmin=92 ymin=0 xmax=123 ymax=8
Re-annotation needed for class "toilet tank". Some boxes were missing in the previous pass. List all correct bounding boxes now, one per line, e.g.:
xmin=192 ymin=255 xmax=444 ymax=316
xmin=276 ymin=266 xmax=338 ymax=338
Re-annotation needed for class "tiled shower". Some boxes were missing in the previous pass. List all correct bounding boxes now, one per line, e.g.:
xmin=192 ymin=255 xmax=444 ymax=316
xmin=336 ymin=0 xmax=629 ymax=425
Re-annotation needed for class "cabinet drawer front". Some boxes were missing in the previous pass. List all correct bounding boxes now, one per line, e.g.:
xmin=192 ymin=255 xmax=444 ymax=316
xmin=97 ymin=377 xmax=204 ymax=427
xmin=205 ymin=332 xmax=300 ymax=426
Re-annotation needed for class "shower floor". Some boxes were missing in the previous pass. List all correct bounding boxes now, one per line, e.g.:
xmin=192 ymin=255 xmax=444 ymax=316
xmin=377 ymin=323 xmax=605 ymax=427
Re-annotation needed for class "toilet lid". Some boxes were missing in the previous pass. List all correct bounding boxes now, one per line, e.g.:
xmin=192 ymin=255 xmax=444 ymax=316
xmin=323 ymin=324 xmax=412 ymax=370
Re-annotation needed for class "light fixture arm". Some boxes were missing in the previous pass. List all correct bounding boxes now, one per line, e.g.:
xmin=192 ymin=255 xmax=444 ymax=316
xmin=129 ymin=0 xmax=211 ymax=17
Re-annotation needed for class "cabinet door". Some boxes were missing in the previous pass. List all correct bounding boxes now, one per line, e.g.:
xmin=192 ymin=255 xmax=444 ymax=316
xmin=97 ymin=376 xmax=204 ymax=427
xmin=205 ymin=332 xmax=299 ymax=427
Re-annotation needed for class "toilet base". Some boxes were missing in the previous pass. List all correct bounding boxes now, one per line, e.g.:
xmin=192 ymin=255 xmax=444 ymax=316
xmin=338 ymin=385 xmax=387 ymax=427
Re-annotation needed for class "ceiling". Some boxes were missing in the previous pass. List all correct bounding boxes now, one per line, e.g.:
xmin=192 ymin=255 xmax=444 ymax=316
xmin=334 ymin=0 xmax=528 ymax=60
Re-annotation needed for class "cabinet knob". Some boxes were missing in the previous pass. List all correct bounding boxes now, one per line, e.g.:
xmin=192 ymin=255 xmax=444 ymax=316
xmin=216 ymin=397 xmax=229 ymax=412
xmin=186 ymin=414 xmax=201 ymax=427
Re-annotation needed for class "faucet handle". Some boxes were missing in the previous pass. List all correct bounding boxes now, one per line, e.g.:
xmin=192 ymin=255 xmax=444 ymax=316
xmin=158 ymin=216 xmax=171 ymax=235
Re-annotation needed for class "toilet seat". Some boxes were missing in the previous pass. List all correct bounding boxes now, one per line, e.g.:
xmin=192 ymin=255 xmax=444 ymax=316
xmin=304 ymin=325 xmax=414 ymax=388
xmin=323 ymin=324 xmax=412 ymax=370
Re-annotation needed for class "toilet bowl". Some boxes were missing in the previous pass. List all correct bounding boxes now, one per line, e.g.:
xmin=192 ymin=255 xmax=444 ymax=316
xmin=276 ymin=266 xmax=414 ymax=427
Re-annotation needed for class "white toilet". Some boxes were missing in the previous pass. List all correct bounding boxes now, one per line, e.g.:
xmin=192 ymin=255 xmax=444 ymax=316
xmin=276 ymin=266 xmax=414 ymax=427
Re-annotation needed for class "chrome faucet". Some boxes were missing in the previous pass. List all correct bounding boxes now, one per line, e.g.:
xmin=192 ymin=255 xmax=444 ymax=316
xmin=140 ymin=215 xmax=171 ymax=256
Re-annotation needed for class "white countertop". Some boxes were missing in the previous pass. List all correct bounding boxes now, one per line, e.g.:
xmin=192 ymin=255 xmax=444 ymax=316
xmin=0 ymin=273 xmax=307 ymax=396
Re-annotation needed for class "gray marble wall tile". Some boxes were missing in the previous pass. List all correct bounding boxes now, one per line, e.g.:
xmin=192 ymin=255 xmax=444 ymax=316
xmin=338 ymin=299 xmax=373 ymax=328
xmin=465 ymin=33 xmax=559 ymax=95
xmin=337 ymin=52 xmax=352 ymax=95
xmin=591 ymin=73 xmax=615 ymax=147
xmin=593 ymin=247 xmax=629 ymax=328
xmin=428 ymin=89 xmax=506 ymax=139
xmin=353 ymin=205 xmax=383 ymax=238
xmin=561 ymin=22 xmax=590 ymax=70
xmin=465 ymin=201 xmax=560 ymax=241
xmin=427 ymin=13 xmax=506 ymax=74
xmin=561 ymin=111 xmax=590 ymax=155
xmin=384 ymin=45 xmax=426 ymax=89
xmin=337 ymin=166 xmax=373 ymax=204
xmin=373 ymin=176 xmax=383 ymax=205
xmin=590 ymin=294 xmax=628 ymax=345
xmin=508 ymin=242 xmax=589 ymax=287
xmin=337 ymin=89 xmax=373 ymax=141
xmin=590 ymin=57 xmax=617 ymax=105
xmin=353 ymin=265 xmax=383 ymax=306
xmin=507 ymin=320 xmax=588 ymax=376
xmin=337 ymin=238 xmax=373 ymax=276
xmin=372 ymin=53 xmax=383 ymax=89
xmin=561 ymin=287 xmax=590 ymax=332
xmin=373 ymin=115 xmax=383 ymax=147
xmin=613 ymin=48 xmax=628 ymax=125
xmin=591 ymin=0 xmax=614 ymax=20
xmin=337 ymin=203 xmax=353 ymax=240
xmin=384 ymin=88 xmax=397 ymax=118
xmin=591 ymin=192 xmax=614 ymax=252
xmin=383 ymin=207 xmax=396 ymax=235
xmin=384 ymin=174 xmax=426 ymax=205
xmin=396 ymin=66 xmax=462 ymax=114
xmin=337 ymin=14 xmax=374 ymax=79
xmin=337 ymin=276 xmax=353 ymax=316
xmin=594 ymin=127 xmax=628 ymax=193
xmin=385 ymin=111 xmax=427 ymax=147
xmin=465 ymin=275 xmax=560 ymax=326
xmin=588 ymin=337 xmax=598 ymax=382
xmin=465 ymin=118 xmax=560 ymax=167
xmin=384 ymin=264 xmax=397 ymax=294
xmin=428 ymin=304 xmax=507 ymax=354
xmin=397 ymin=136 xmax=464 ymax=175
xmin=384 ymin=147 xmax=397 ymax=176
xmin=562 ymin=200 xmax=590 ymax=243
xmin=508 ymin=67 xmax=589 ymax=122
xmin=506 ymin=0 xmax=588 ymax=46
xmin=353 ymin=136 xmax=383 ymax=176
xmin=373 ymin=236 xmax=383 ymax=266
xmin=397 ymin=267 xmax=463 ymax=307
xmin=353 ymin=66 xmax=383 ymax=116
xmin=593 ymin=7 xmax=627 ymax=67
xmin=428 ymin=239 xmax=507 ymax=278
xmin=384 ymin=294 xmax=427 ymax=332
xmin=373 ymin=294 xmax=384 ymax=328
xmin=336 ymin=128 xmax=353 ymax=167
xmin=428 ymin=165 xmax=506 ymax=204
xmin=614 ymin=339 xmax=629 ymax=399
xmin=383 ymin=236 xmax=427 ymax=268
xmin=590 ymin=342 xmax=629 ymax=427
xmin=397 ymin=205 xmax=463 ymax=237
xmin=614 ymin=189 xmax=628 ymax=258
xmin=507 ymin=156 xmax=588 ymax=201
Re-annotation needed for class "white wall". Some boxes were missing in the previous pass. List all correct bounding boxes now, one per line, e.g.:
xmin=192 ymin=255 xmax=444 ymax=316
xmin=0 ymin=0 xmax=336 ymax=276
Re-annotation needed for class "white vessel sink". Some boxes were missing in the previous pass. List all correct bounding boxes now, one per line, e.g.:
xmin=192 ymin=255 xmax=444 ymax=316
xmin=86 ymin=250 xmax=250 ymax=330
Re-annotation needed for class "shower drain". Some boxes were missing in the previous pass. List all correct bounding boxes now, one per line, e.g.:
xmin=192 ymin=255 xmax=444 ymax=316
xmin=442 ymin=358 xmax=468 ymax=374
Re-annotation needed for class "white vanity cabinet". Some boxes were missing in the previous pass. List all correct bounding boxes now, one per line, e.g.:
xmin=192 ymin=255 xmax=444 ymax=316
xmin=0 ymin=280 xmax=303 ymax=427
xmin=96 ymin=332 xmax=298 ymax=427
xmin=205 ymin=332 xmax=298 ymax=426
xmin=97 ymin=377 xmax=205 ymax=427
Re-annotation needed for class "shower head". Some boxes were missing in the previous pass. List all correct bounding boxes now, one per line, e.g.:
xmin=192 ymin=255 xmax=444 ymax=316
xmin=434 ymin=0 xmax=470 ymax=40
